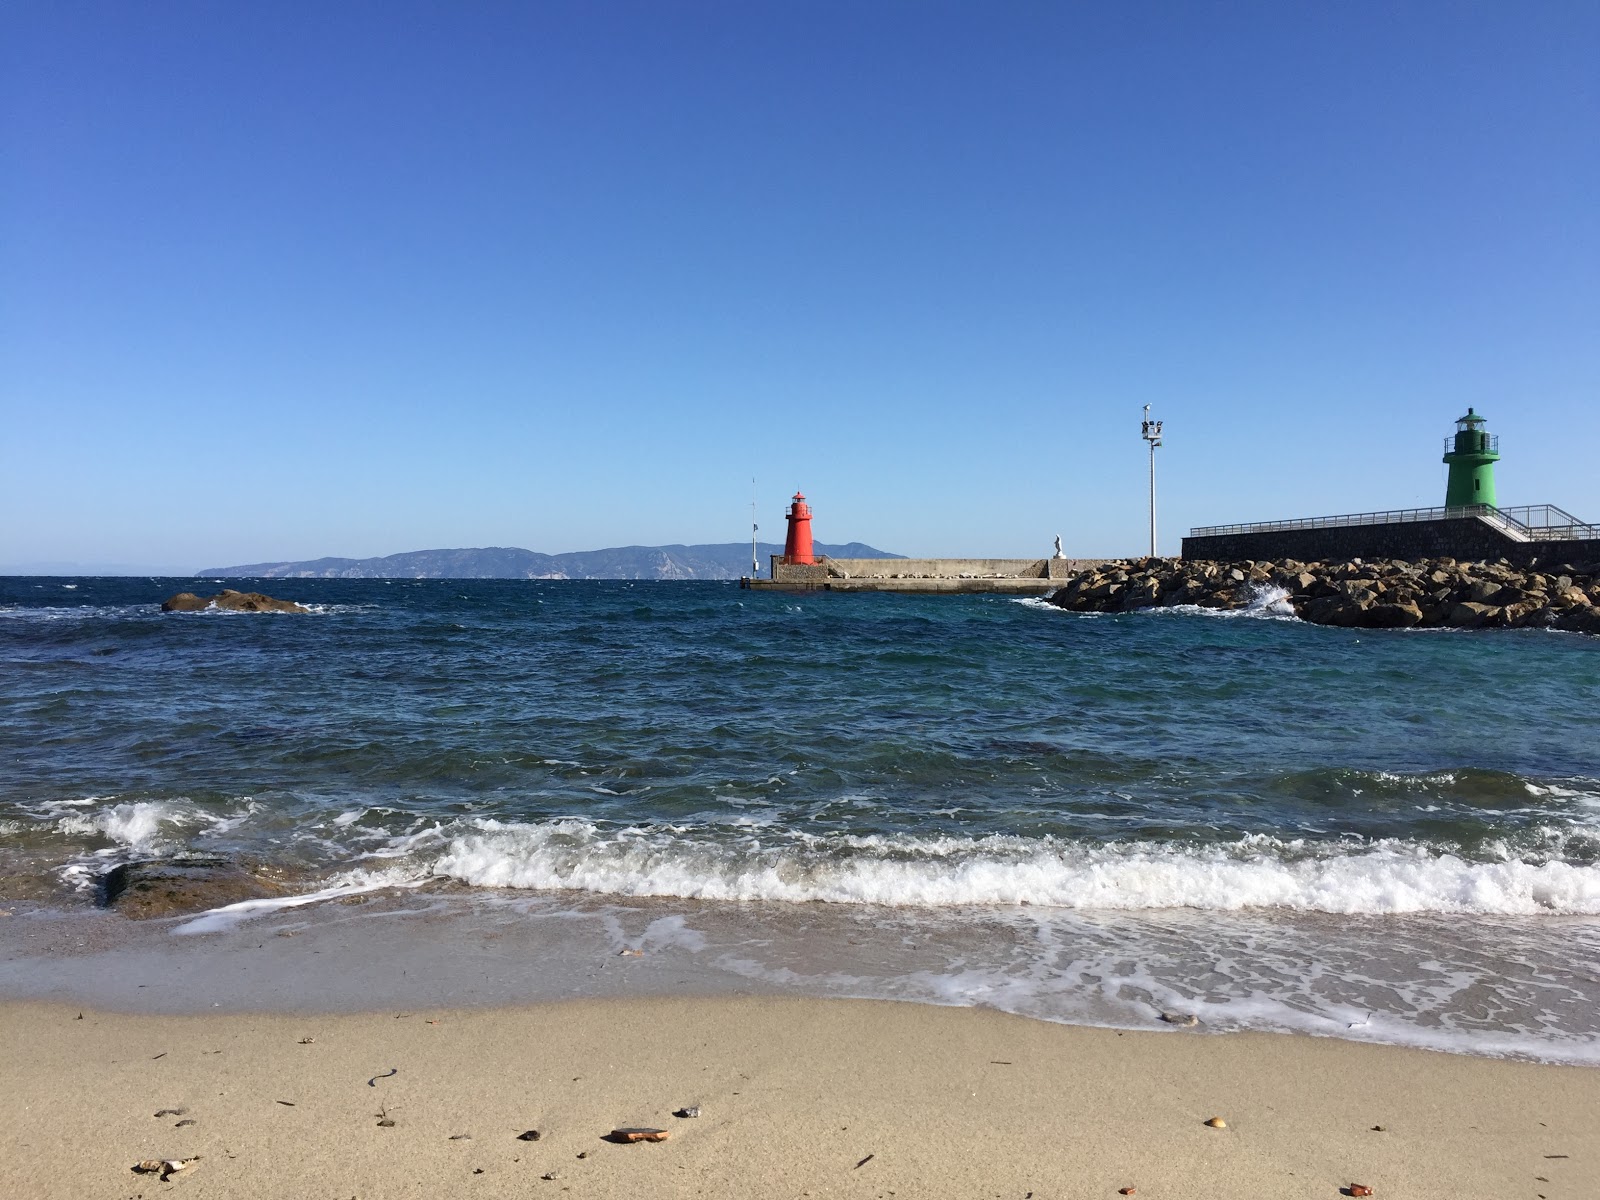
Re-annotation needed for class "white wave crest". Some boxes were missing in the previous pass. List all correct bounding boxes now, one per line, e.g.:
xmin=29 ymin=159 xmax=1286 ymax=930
xmin=55 ymin=800 xmax=190 ymax=849
xmin=1016 ymin=584 xmax=1297 ymax=621
xmin=171 ymin=867 xmax=425 ymax=934
xmin=425 ymin=821 xmax=1600 ymax=916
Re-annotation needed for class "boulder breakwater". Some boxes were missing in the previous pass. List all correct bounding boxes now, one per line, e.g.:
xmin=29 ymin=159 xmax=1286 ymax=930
xmin=1048 ymin=556 xmax=1600 ymax=633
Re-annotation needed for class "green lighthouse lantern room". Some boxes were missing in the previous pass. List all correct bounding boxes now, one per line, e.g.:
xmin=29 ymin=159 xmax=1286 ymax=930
xmin=1442 ymin=408 xmax=1500 ymax=508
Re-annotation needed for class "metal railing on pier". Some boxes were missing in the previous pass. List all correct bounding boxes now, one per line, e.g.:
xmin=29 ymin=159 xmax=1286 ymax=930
xmin=1190 ymin=503 xmax=1599 ymax=542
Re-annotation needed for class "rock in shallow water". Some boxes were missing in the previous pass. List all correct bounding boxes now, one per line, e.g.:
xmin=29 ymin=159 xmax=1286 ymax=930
xmin=161 ymin=589 xmax=310 ymax=613
xmin=98 ymin=858 xmax=286 ymax=918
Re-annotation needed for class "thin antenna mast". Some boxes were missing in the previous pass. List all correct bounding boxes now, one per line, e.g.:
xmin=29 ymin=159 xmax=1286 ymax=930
xmin=750 ymin=478 xmax=759 ymax=577
xmin=1141 ymin=405 xmax=1164 ymax=557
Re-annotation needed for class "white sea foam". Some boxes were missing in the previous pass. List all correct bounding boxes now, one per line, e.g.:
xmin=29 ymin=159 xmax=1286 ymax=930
xmin=55 ymin=800 xmax=191 ymax=849
xmin=423 ymin=820 xmax=1600 ymax=915
xmin=712 ymin=926 xmax=1600 ymax=1063
xmin=171 ymin=867 xmax=426 ymax=934
xmin=1147 ymin=583 xmax=1297 ymax=620
xmin=1013 ymin=584 xmax=1298 ymax=620
xmin=0 ymin=604 xmax=151 ymax=622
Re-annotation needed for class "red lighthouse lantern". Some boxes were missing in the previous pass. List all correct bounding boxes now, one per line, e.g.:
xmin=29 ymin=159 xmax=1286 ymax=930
xmin=783 ymin=491 xmax=815 ymax=564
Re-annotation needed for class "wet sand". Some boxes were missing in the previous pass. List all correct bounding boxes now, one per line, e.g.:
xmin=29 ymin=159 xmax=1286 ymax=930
xmin=5 ymin=995 xmax=1595 ymax=1199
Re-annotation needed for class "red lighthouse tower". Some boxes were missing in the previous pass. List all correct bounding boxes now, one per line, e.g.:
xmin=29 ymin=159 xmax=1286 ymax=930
xmin=783 ymin=491 xmax=815 ymax=564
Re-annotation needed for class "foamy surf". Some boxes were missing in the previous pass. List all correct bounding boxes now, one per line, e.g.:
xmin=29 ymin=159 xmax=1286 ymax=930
xmin=418 ymin=819 xmax=1600 ymax=915
xmin=171 ymin=868 xmax=426 ymax=934
xmin=1013 ymin=583 xmax=1298 ymax=620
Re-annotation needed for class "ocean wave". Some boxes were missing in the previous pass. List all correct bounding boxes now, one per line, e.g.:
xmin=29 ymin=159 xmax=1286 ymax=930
xmin=1013 ymin=584 xmax=1297 ymax=621
xmin=51 ymin=798 xmax=198 ymax=850
xmin=0 ymin=604 xmax=156 ymax=622
xmin=422 ymin=820 xmax=1600 ymax=915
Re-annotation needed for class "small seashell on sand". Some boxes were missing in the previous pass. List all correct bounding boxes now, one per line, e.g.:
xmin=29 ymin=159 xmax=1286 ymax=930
xmin=674 ymin=1106 xmax=701 ymax=1119
xmin=1119 ymin=1189 xmax=1137 ymax=1195
xmin=1204 ymin=1117 xmax=1227 ymax=1128
xmin=1160 ymin=1012 xmax=1199 ymax=1027
xmin=517 ymin=1129 xmax=542 ymax=1141
xmin=133 ymin=1157 xmax=199 ymax=1180
xmin=618 ymin=948 xmax=644 ymax=957
xmin=541 ymin=1171 xmax=562 ymax=1180
xmin=1349 ymin=1187 xmax=1373 ymax=1197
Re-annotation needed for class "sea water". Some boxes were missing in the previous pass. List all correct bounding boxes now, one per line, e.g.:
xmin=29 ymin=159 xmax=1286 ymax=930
xmin=1 ymin=577 xmax=1597 ymax=1060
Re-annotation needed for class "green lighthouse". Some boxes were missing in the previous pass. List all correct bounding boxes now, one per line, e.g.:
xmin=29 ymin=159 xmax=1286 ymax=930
xmin=1442 ymin=407 xmax=1500 ymax=508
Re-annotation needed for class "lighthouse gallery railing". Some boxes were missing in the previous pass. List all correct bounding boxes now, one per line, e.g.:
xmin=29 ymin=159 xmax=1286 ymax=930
xmin=1190 ymin=503 xmax=1600 ymax=542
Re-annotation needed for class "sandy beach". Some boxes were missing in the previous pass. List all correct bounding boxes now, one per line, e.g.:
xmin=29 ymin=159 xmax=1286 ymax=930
xmin=4 ymin=995 xmax=1594 ymax=1199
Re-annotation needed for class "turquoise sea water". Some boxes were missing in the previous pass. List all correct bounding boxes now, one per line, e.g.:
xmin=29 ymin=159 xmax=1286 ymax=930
xmin=2 ymin=577 xmax=1598 ymax=1058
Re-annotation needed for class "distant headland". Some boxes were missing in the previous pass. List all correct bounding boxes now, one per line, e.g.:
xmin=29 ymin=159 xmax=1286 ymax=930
xmin=199 ymin=542 xmax=903 ymax=581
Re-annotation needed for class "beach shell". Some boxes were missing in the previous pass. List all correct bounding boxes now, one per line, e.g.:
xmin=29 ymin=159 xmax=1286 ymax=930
xmin=517 ymin=1129 xmax=542 ymax=1141
xmin=1204 ymin=1117 xmax=1227 ymax=1128
xmin=1119 ymin=1189 xmax=1137 ymax=1195
xmin=133 ymin=1158 xmax=199 ymax=1180
xmin=674 ymin=1106 xmax=701 ymax=1119
xmin=1349 ymin=1187 xmax=1373 ymax=1197
xmin=1160 ymin=1012 xmax=1199 ymax=1027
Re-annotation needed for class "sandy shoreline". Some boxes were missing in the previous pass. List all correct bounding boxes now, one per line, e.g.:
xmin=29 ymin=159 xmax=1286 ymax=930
xmin=5 ymin=996 xmax=1595 ymax=1199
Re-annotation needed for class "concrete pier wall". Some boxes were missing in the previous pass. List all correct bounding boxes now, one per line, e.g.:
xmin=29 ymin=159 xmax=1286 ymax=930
xmin=1182 ymin=519 xmax=1599 ymax=568
xmin=752 ymin=555 xmax=1121 ymax=594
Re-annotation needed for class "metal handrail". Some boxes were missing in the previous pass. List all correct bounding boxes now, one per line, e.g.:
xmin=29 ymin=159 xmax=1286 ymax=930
xmin=1443 ymin=434 xmax=1500 ymax=455
xmin=1190 ymin=502 xmax=1600 ymax=542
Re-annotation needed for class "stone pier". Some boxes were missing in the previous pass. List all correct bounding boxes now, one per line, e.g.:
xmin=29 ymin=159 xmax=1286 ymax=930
xmin=744 ymin=556 xmax=1121 ymax=595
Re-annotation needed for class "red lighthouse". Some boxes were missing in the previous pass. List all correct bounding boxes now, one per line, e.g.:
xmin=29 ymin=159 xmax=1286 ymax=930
xmin=783 ymin=491 xmax=815 ymax=564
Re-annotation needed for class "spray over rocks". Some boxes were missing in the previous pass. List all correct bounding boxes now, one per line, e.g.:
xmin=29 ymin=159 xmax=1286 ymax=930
xmin=1048 ymin=557 xmax=1600 ymax=633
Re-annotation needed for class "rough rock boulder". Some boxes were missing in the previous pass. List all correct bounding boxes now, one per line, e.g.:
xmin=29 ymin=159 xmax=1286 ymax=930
xmin=97 ymin=858 xmax=289 ymax=918
xmin=161 ymin=589 xmax=310 ymax=613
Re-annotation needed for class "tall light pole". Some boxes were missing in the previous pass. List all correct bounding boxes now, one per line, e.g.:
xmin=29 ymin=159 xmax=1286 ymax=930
xmin=750 ymin=478 xmax=760 ymax=577
xmin=1141 ymin=405 xmax=1163 ymax=558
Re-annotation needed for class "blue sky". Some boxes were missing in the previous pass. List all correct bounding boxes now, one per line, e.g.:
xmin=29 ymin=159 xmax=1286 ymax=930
xmin=3 ymin=1 xmax=1596 ymax=570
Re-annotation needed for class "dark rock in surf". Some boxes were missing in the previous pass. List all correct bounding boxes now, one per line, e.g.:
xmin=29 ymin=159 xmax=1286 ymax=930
xmin=98 ymin=858 xmax=286 ymax=918
xmin=161 ymin=590 xmax=310 ymax=614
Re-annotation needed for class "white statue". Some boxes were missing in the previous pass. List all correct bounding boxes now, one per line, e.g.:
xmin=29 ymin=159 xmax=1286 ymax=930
xmin=1053 ymin=534 xmax=1065 ymax=558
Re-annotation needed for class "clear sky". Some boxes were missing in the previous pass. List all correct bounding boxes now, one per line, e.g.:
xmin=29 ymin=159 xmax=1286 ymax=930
xmin=3 ymin=1 xmax=1596 ymax=571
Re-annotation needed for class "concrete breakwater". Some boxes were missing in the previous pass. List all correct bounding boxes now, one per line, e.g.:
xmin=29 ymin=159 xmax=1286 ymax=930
xmin=749 ymin=556 xmax=1122 ymax=594
xmin=1048 ymin=556 xmax=1600 ymax=634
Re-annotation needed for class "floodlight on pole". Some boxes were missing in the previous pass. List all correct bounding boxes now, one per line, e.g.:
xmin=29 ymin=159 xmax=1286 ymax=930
xmin=1141 ymin=405 xmax=1163 ymax=557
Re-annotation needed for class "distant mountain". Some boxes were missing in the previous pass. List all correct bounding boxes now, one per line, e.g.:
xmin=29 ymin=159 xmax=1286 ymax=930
xmin=199 ymin=542 xmax=903 ymax=581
